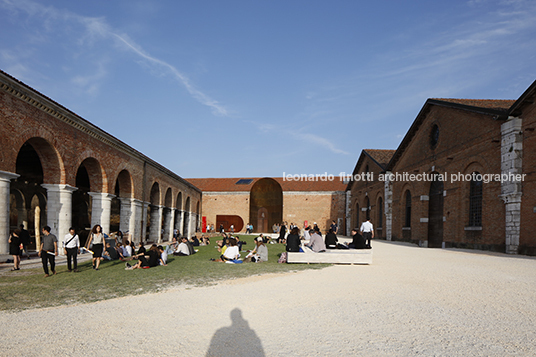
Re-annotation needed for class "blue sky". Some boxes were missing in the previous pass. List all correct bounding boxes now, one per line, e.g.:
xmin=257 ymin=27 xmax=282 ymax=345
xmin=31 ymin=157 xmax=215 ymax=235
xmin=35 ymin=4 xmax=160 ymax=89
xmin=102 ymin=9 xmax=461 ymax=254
xmin=1 ymin=0 xmax=536 ymax=178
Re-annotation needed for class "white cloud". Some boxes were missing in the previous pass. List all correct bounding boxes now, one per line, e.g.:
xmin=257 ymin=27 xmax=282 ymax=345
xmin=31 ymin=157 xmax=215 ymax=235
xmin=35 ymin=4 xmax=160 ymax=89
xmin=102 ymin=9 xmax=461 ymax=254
xmin=0 ymin=0 xmax=229 ymax=116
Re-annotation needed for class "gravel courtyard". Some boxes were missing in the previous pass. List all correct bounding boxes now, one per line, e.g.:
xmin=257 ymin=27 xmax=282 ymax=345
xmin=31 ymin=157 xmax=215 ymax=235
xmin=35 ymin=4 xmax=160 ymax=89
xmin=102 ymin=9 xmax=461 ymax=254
xmin=1 ymin=240 xmax=535 ymax=356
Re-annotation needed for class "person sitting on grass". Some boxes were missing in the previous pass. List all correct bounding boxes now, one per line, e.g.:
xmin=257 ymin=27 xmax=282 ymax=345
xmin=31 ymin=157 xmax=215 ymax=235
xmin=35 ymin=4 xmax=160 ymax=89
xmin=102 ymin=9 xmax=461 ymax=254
xmin=191 ymin=235 xmax=200 ymax=246
xmin=122 ymin=240 xmax=133 ymax=258
xmin=213 ymin=238 xmax=240 ymax=262
xmin=173 ymin=237 xmax=191 ymax=256
xmin=286 ymin=227 xmax=302 ymax=252
xmin=201 ymin=236 xmax=210 ymax=246
xmin=137 ymin=242 xmax=146 ymax=256
xmin=166 ymin=237 xmax=179 ymax=255
xmin=103 ymin=242 xmax=119 ymax=261
xmin=126 ymin=244 xmax=165 ymax=270
xmin=158 ymin=245 xmax=168 ymax=265
xmin=245 ymin=237 xmax=268 ymax=263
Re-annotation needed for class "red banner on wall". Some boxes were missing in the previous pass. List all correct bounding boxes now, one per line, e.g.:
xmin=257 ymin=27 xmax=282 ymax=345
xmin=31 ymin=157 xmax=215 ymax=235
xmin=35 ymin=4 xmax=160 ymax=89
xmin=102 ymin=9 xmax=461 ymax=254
xmin=202 ymin=216 xmax=207 ymax=233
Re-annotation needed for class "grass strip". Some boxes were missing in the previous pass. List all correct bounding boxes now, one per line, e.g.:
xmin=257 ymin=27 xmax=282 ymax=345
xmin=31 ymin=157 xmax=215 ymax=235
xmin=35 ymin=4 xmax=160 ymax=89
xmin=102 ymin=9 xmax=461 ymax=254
xmin=0 ymin=235 xmax=327 ymax=311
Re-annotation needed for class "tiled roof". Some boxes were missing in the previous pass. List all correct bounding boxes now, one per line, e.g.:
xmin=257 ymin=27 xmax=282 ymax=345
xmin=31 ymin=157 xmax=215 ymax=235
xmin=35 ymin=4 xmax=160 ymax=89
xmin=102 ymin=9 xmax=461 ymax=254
xmin=431 ymin=98 xmax=515 ymax=112
xmin=363 ymin=149 xmax=396 ymax=168
xmin=186 ymin=177 xmax=347 ymax=192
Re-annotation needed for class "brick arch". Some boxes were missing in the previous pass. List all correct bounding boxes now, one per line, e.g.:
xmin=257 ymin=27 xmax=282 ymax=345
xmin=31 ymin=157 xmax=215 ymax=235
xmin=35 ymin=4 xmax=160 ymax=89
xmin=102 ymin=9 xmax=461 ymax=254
xmin=115 ymin=169 xmax=133 ymax=198
xmin=463 ymin=161 xmax=485 ymax=175
xmin=150 ymin=182 xmax=160 ymax=206
xmin=78 ymin=157 xmax=107 ymax=193
xmin=18 ymin=137 xmax=64 ymax=184
xmin=184 ymin=196 xmax=191 ymax=212
xmin=164 ymin=187 xmax=172 ymax=207
xmin=249 ymin=178 xmax=283 ymax=233
xmin=175 ymin=192 xmax=183 ymax=210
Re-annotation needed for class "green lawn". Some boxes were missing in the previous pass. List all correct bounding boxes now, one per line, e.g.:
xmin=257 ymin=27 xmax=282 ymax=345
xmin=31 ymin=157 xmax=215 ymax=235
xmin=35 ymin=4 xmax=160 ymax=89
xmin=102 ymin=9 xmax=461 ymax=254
xmin=0 ymin=235 xmax=327 ymax=311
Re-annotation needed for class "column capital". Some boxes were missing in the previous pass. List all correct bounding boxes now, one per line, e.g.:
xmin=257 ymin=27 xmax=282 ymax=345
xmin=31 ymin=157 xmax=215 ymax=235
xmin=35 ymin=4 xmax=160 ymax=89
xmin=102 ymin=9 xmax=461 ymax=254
xmin=41 ymin=183 xmax=78 ymax=193
xmin=88 ymin=192 xmax=115 ymax=200
xmin=0 ymin=170 xmax=19 ymax=182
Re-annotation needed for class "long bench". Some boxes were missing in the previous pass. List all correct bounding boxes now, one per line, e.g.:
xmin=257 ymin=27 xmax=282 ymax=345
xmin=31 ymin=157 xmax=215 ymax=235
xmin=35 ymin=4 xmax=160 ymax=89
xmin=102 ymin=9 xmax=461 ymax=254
xmin=287 ymin=247 xmax=372 ymax=265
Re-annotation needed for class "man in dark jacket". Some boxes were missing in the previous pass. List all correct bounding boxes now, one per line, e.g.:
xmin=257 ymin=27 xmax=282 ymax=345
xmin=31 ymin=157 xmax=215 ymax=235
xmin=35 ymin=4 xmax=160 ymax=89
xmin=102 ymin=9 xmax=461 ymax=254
xmin=349 ymin=228 xmax=368 ymax=249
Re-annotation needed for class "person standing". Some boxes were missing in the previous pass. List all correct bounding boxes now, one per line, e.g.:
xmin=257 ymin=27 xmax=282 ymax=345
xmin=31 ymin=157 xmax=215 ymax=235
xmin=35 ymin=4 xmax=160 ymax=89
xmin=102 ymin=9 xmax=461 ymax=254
xmin=330 ymin=220 xmax=338 ymax=235
xmin=39 ymin=226 xmax=58 ymax=277
xmin=86 ymin=224 xmax=105 ymax=270
xmin=360 ymin=218 xmax=374 ymax=248
xmin=9 ymin=229 xmax=21 ymax=271
xmin=63 ymin=227 xmax=80 ymax=272
xmin=18 ymin=224 xmax=32 ymax=259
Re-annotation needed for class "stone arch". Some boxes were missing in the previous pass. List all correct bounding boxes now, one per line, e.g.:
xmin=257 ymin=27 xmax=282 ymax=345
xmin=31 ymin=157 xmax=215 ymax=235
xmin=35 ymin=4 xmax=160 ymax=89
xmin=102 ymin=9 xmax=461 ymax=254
xmin=12 ymin=138 xmax=61 ymax=243
xmin=249 ymin=178 xmax=283 ymax=233
xmin=18 ymin=137 xmax=64 ymax=184
xmin=116 ymin=170 xmax=133 ymax=198
xmin=150 ymin=182 xmax=160 ymax=206
xmin=77 ymin=157 xmax=107 ymax=193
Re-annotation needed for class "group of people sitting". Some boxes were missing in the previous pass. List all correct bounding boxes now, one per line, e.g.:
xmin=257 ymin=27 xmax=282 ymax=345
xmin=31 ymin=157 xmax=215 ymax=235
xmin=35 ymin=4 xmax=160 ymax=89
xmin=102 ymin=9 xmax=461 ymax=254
xmin=165 ymin=236 xmax=198 ymax=256
xmin=285 ymin=225 xmax=372 ymax=253
xmin=210 ymin=234 xmax=268 ymax=263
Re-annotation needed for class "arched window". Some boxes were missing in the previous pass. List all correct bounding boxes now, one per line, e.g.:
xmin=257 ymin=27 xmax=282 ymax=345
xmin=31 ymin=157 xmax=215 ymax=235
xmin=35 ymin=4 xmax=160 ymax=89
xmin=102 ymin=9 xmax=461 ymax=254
xmin=404 ymin=190 xmax=411 ymax=228
xmin=469 ymin=172 xmax=483 ymax=226
xmin=378 ymin=197 xmax=383 ymax=228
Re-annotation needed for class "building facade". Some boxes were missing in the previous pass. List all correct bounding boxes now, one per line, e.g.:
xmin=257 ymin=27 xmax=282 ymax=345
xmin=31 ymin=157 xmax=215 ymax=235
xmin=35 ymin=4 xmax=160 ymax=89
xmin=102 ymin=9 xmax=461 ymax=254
xmin=349 ymin=80 xmax=536 ymax=255
xmin=0 ymin=70 xmax=201 ymax=253
xmin=186 ymin=177 xmax=347 ymax=234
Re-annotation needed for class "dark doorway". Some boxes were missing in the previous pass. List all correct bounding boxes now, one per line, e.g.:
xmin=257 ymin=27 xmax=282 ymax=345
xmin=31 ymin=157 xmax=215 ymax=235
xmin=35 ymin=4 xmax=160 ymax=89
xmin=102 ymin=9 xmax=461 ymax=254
xmin=249 ymin=178 xmax=282 ymax=233
xmin=428 ymin=177 xmax=444 ymax=248
xmin=257 ymin=207 xmax=268 ymax=233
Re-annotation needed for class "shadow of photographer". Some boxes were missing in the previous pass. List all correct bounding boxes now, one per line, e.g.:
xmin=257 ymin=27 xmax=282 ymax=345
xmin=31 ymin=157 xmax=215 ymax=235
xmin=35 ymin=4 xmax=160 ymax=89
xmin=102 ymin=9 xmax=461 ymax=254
xmin=206 ymin=308 xmax=265 ymax=357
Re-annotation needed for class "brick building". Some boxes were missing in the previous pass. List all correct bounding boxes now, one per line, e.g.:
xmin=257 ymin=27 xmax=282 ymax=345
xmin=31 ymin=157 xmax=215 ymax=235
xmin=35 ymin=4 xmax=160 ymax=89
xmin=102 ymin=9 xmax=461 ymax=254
xmin=186 ymin=177 xmax=347 ymax=234
xmin=349 ymin=79 xmax=536 ymax=255
xmin=0 ymin=70 xmax=201 ymax=254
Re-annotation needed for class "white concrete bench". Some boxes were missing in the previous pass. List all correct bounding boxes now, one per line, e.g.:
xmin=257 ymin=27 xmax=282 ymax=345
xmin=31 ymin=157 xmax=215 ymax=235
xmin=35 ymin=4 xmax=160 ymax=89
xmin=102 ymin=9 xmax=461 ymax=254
xmin=287 ymin=247 xmax=372 ymax=265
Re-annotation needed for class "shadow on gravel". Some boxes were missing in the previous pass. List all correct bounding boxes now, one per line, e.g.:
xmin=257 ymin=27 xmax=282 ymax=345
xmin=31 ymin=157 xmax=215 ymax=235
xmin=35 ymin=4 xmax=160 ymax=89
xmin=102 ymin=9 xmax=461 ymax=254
xmin=206 ymin=308 xmax=265 ymax=357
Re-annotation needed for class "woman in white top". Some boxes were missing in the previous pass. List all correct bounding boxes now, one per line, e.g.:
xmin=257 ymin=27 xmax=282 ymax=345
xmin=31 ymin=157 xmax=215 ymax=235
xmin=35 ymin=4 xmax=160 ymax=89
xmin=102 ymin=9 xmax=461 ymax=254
xmin=86 ymin=224 xmax=105 ymax=270
xmin=221 ymin=238 xmax=240 ymax=262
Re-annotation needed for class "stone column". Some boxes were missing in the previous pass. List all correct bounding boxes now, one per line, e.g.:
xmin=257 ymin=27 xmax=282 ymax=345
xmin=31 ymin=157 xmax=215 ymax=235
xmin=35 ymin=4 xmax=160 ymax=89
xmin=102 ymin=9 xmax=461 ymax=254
xmin=167 ymin=208 xmax=176 ymax=241
xmin=41 ymin=184 xmax=78 ymax=251
xmin=384 ymin=171 xmax=393 ymax=241
xmin=162 ymin=207 xmax=174 ymax=242
xmin=128 ymin=199 xmax=143 ymax=244
xmin=500 ymin=117 xmax=523 ymax=254
xmin=0 ymin=171 xmax=20 ymax=254
xmin=89 ymin=192 xmax=114 ymax=235
xmin=141 ymin=202 xmax=149 ymax=242
xmin=176 ymin=210 xmax=184 ymax=236
xmin=183 ymin=211 xmax=191 ymax=238
xmin=149 ymin=205 xmax=163 ymax=243
xmin=118 ymin=197 xmax=132 ymax=236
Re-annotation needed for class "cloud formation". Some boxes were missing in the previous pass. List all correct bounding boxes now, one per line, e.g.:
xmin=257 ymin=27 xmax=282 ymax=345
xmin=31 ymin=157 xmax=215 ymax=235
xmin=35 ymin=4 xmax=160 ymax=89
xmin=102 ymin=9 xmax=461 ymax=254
xmin=0 ymin=0 xmax=229 ymax=116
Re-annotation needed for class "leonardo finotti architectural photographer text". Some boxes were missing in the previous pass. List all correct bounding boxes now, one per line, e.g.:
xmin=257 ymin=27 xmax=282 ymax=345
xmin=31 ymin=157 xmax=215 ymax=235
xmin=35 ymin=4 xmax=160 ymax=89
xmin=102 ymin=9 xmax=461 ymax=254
xmin=283 ymin=172 xmax=526 ymax=183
